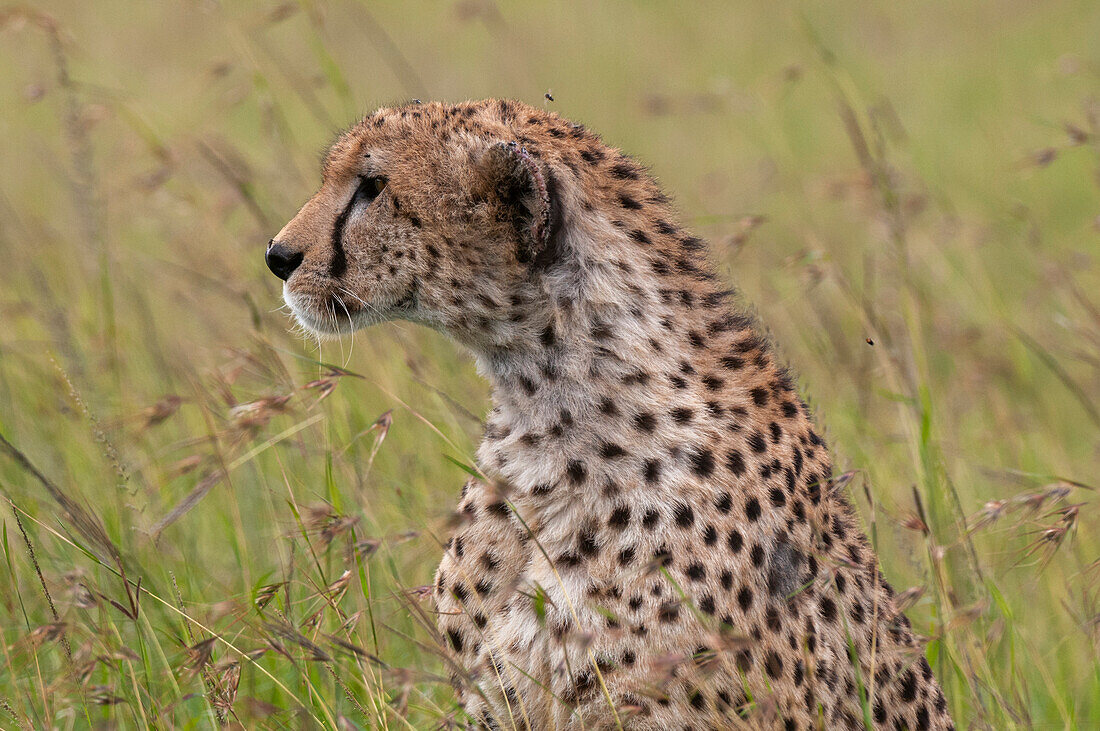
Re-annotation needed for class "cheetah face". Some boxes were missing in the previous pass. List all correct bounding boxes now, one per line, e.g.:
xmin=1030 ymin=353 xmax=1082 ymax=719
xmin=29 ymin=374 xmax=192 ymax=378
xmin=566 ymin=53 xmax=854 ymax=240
xmin=268 ymin=101 xmax=557 ymax=345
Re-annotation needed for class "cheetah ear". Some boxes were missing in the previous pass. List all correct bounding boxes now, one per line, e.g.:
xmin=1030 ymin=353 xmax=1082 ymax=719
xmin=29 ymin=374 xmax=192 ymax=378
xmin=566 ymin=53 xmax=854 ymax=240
xmin=477 ymin=141 xmax=558 ymax=265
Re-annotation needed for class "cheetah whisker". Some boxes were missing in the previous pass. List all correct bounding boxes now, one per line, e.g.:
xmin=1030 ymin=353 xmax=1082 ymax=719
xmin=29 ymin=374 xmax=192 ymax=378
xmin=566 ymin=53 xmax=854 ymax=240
xmin=332 ymin=292 xmax=356 ymax=367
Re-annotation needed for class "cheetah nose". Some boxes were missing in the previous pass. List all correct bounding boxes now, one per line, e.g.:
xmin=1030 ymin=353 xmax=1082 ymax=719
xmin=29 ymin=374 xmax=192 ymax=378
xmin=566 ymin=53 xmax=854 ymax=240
xmin=266 ymin=239 xmax=303 ymax=281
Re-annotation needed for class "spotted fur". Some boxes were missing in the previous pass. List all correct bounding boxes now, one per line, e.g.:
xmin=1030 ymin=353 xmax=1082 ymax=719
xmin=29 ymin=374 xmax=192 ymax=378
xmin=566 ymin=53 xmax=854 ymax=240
xmin=271 ymin=99 xmax=953 ymax=730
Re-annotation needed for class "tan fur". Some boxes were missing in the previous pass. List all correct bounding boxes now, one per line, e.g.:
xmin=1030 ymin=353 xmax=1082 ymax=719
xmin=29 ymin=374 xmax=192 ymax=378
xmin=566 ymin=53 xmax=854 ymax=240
xmin=272 ymin=99 xmax=954 ymax=730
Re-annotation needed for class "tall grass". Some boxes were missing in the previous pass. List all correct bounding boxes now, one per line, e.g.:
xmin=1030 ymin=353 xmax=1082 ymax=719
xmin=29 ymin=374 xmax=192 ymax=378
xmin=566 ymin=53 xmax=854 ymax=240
xmin=1 ymin=1 xmax=1098 ymax=727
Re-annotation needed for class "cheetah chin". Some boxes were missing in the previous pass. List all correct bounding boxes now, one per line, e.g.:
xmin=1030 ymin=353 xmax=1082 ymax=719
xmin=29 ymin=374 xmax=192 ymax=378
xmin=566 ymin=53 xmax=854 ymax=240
xmin=282 ymin=285 xmax=416 ymax=337
xmin=265 ymin=99 xmax=955 ymax=730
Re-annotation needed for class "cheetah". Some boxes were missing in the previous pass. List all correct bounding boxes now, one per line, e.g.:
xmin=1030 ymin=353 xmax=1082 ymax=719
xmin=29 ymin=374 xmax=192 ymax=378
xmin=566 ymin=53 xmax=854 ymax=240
xmin=267 ymin=99 xmax=954 ymax=730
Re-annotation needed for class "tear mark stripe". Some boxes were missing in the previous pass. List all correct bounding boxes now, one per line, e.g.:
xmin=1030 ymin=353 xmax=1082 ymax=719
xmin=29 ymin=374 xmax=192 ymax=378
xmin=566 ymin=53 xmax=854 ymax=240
xmin=330 ymin=178 xmax=370 ymax=277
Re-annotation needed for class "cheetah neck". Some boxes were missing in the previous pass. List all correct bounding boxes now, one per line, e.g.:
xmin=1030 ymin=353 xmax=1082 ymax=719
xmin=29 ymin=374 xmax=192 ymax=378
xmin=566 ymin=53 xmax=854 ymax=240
xmin=471 ymin=231 xmax=825 ymax=547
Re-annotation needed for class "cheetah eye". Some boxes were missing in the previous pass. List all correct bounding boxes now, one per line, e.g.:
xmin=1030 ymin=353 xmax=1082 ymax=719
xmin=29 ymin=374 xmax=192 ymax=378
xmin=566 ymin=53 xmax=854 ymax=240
xmin=354 ymin=175 xmax=387 ymax=204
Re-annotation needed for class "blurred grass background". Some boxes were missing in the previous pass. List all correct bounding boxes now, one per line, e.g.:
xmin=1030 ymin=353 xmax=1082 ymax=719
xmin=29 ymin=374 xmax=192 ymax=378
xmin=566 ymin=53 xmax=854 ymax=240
xmin=1 ymin=1 xmax=1099 ymax=727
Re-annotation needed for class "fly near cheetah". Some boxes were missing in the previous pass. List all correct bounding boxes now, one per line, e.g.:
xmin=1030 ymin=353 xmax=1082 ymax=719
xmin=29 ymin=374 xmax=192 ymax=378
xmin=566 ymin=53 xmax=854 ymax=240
xmin=267 ymin=98 xmax=953 ymax=730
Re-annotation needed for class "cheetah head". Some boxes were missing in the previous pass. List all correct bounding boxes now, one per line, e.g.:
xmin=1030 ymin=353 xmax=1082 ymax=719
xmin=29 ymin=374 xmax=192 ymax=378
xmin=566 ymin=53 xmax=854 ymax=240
xmin=268 ymin=100 xmax=566 ymax=349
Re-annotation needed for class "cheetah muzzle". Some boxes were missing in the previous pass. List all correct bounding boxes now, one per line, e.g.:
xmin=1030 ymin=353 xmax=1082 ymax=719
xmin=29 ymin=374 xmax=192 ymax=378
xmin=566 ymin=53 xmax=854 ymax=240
xmin=268 ymin=99 xmax=955 ymax=730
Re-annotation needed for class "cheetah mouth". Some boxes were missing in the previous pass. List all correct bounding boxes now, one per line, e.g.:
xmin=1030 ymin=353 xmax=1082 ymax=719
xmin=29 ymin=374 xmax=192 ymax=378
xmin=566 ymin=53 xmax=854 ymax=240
xmin=284 ymin=286 xmax=416 ymax=337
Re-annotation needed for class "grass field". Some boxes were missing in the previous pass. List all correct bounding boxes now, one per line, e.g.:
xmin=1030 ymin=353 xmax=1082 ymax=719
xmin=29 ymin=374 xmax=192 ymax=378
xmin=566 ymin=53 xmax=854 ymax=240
xmin=1 ymin=1 xmax=1099 ymax=727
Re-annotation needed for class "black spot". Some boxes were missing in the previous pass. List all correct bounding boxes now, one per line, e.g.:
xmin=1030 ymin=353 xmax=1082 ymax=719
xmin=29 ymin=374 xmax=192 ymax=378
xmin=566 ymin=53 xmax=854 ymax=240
xmin=716 ymin=492 xmax=733 ymax=513
xmin=750 ymin=544 xmax=765 ymax=567
xmin=644 ymin=459 xmax=661 ymax=484
xmin=578 ymin=530 xmax=599 ymax=557
xmin=807 ymin=474 xmax=822 ymax=504
xmin=737 ymin=585 xmax=754 ymax=613
xmin=769 ymin=487 xmax=786 ymax=507
xmin=702 ymin=375 xmax=724 ymax=391
xmin=728 ymin=530 xmax=744 ymax=553
xmin=557 ymin=552 xmax=582 ymax=568
xmin=765 ymin=651 xmax=784 ymax=679
xmin=819 ymin=597 xmax=837 ymax=623
xmin=767 ymin=541 xmax=805 ymax=598
xmin=634 ymin=412 xmax=656 ymax=432
xmin=689 ymin=449 xmax=715 ymax=477
xmin=642 ymin=508 xmax=660 ymax=528
xmin=566 ymin=460 xmax=587 ymax=485
xmin=608 ymin=505 xmax=631 ymax=529
xmin=473 ymin=554 xmax=495 ymax=576
xmin=618 ymin=546 xmax=636 ymax=565
xmin=699 ymin=595 xmax=716 ymax=614
xmin=721 ymin=355 xmax=745 ymax=370
xmin=618 ymin=193 xmax=642 ymax=210
xmin=748 ymin=432 xmax=767 ymax=453
xmin=727 ymin=450 xmax=746 ymax=476
xmin=446 ymin=628 xmax=464 ymax=652
xmin=591 ymin=321 xmax=613 ymax=340
xmin=900 ymin=670 xmax=918 ymax=703
xmin=685 ymin=562 xmax=706 ymax=581
xmin=671 ymin=407 xmax=693 ymax=423
xmin=745 ymin=498 xmax=761 ymax=521
xmin=703 ymin=524 xmax=718 ymax=545
xmin=600 ymin=442 xmax=627 ymax=458
xmin=657 ymin=601 xmax=680 ymax=623
xmin=750 ymin=387 xmax=769 ymax=406
xmin=673 ymin=502 xmax=695 ymax=527
xmin=610 ymin=161 xmax=640 ymax=179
